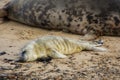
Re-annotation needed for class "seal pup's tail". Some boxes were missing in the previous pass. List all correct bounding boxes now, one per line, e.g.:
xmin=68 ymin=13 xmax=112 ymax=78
xmin=78 ymin=40 xmax=107 ymax=52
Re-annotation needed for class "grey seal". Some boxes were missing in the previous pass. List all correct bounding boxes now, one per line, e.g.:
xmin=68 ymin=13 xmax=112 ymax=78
xmin=0 ymin=0 xmax=120 ymax=39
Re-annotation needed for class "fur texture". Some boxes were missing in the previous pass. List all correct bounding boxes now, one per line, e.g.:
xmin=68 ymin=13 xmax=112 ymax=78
xmin=1 ymin=0 xmax=120 ymax=38
xmin=19 ymin=36 xmax=107 ymax=62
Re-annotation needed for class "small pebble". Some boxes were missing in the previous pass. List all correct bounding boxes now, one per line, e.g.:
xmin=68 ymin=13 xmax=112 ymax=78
xmin=4 ymin=58 xmax=14 ymax=63
xmin=0 ymin=51 xmax=6 ymax=56
xmin=0 ymin=66 xmax=15 ymax=70
xmin=9 ymin=46 xmax=13 ymax=47
xmin=14 ymin=64 xmax=22 ymax=69
xmin=94 ymin=53 xmax=99 ymax=55
xmin=116 ymin=57 xmax=120 ymax=60
xmin=11 ymin=29 xmax=14 ymax=30
xmin=24 ymin=64 xmax=32 ymax=68
xmin=0 ymin=73 xmax=8 ymax=77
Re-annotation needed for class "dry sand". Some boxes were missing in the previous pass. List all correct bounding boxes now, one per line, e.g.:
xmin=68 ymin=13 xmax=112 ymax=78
xmin=0 ymin=0 xmax=120 ymax=80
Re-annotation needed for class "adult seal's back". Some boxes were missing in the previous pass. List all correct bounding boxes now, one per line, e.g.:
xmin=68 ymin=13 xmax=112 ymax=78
xmin=0 ymin=0 xmax=120 ymax=38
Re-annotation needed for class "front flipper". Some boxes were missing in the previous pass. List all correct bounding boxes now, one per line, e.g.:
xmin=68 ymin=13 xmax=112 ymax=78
xmin=49 ymin=50 xmax=67 ymax=59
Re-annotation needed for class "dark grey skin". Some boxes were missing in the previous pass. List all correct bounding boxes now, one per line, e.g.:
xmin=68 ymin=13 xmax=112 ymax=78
xmin=0 ymin=0 xmax=120 ymax=39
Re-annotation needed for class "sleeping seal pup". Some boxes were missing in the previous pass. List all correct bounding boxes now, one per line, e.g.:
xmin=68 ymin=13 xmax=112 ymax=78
xmin=0 ymin=0 xmax=120 ymax=40
xmin=19 ymin=36 xmax=107 ymax=62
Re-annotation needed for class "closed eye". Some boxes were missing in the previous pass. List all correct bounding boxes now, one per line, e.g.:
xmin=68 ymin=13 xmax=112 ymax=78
xmin=21 ymin=50 xmax=27 ymax=56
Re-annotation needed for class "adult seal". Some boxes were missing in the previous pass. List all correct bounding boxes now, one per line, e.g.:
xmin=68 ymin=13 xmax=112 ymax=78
xmin=0 ymin=0 xmax=120 ymax=39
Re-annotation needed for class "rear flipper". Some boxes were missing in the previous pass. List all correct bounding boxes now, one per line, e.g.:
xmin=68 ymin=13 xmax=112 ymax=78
xmin=79 ymin=40 xmax=107 ymax=52
xmin=83 ymin=43 xmax=107 ymax=52
xmin=90 ymin=46 xmax=107 ymax=52
xmin=79 ymin=39 xmax=104 ymax=47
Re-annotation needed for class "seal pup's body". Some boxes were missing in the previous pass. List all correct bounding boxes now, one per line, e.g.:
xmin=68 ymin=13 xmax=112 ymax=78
xmin=19 ymin=36 xmax=107 ymax=62
xmin=0 ymin=0 xmax=120 ymax=40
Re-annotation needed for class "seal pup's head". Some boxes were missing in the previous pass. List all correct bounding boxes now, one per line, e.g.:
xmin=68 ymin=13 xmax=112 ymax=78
xmin=19 ymin=40 xmax=39 ymax=62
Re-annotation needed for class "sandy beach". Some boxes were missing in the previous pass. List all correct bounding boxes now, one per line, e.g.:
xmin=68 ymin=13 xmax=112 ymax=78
xmin=0 ymin=0 xmax=120 ymax=79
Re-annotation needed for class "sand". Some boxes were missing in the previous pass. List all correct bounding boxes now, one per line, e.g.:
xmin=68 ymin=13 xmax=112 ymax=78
xmin=0 ymin=0 xmax=120 ymax=80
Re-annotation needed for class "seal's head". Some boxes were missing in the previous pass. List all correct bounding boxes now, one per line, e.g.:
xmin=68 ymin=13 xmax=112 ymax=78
xmin=19 ymin=41 xmax=38 ymax=62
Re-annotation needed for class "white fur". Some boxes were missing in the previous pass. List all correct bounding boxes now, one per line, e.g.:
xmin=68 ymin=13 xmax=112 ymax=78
xmin=19 ymin=36 xmax=107 ymax=62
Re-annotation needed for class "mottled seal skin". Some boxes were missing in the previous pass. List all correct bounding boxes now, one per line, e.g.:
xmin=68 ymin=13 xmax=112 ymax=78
xmin=1 ymin=0 xmax=120 ymax=37
xmin=19 ymin=36 xmax=107 ymax=62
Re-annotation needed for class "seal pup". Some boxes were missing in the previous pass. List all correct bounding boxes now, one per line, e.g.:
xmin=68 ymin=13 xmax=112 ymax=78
xmin=0 ymin=0 xmax=120 ymax=40
xmin=19 ymin=36 xmax=107 ymax=62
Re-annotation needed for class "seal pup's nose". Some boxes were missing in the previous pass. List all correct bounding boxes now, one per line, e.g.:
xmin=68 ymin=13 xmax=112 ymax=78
xmin=17 ymin=51 xmax=27 ymax=62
